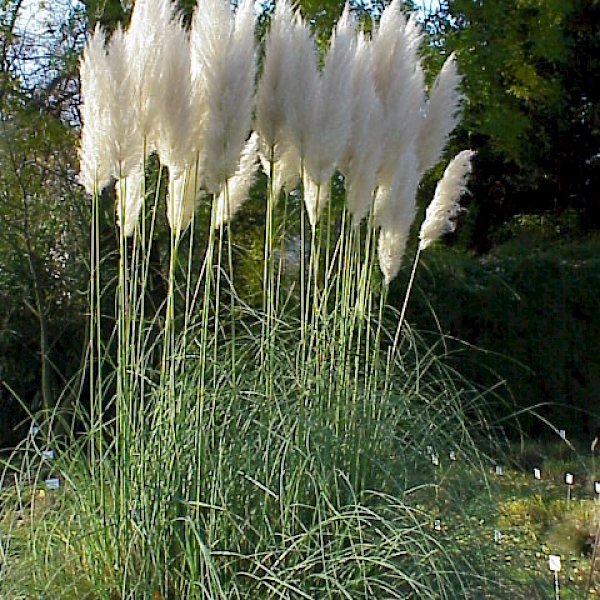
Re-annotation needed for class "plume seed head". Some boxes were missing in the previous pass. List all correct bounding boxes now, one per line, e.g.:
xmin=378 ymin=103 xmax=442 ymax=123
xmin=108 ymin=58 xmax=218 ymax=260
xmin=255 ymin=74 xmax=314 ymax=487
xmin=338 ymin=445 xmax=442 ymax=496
xmin=416 ymin=52 xmax=464 ymax=176
xmin=215 ymin=132 xmax=260 ymax=228
xmin=167 ymin=165 xmax=200 ymax=234
xmin=419 ymin=149 xmax=475 ymax=250
xmin=191 ymin=0 xmax=257 ymax=190
xmin=303 ymin=4 xmax=356 ymax=186
xmin=78 ymin=26 xmax=112 ymax=194
xmin=256 ymin=0 xmax=295 ymax=149
xmin=116 ymin=166 xmax=145 ymax=237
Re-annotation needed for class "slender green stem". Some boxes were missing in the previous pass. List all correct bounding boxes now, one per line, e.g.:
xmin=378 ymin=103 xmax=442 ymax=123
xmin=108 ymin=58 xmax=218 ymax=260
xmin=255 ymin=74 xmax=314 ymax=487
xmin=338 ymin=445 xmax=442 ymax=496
xmin=392 ymin=246 xmax=421 ymax=360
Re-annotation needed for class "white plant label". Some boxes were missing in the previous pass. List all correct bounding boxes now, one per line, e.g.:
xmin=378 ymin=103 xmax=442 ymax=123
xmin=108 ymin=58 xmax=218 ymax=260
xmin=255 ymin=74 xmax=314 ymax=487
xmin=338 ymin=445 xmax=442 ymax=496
xmin=45 ymin=478 xmax=60 ymax=491
xmin=565 ymin=473 xmax=574 ymax=485
xmin=434 ymin=519 xmax=441 ymax=531
xmin=559 ymin=429 xmax=566 ymax=440
xmin=42 ymin=449 xmax=54 ymax=460
xmin=431 ymin=454 xmax=440 ymax=467
xmin=449 ymin=450 xmax=457 ymax=461
xmin=534 ymin=468 xmax=541 ymax=480
xmin=494 ymin=529 xmax=502 ymax=543
xmin=549 ymin=555 xmax=562 ymax=572
xmin=594 ymin=481 xmax=600 ymax=495
xmin=495 ymin=465 xmax=502 ymax=476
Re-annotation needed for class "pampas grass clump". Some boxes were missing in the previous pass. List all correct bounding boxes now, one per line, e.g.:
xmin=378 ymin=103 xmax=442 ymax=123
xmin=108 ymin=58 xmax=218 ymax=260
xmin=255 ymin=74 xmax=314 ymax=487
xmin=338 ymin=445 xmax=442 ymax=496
xmin=0 ymin=2 xmax=493 ymax=600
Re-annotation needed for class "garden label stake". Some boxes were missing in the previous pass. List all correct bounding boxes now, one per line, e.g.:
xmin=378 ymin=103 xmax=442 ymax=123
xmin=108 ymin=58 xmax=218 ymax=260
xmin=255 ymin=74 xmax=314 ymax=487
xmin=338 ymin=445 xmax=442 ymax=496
xmin=549 ymin=555 xmax=561 ymax=600
xmin=565 ymin=472 xmax=574 ymax=508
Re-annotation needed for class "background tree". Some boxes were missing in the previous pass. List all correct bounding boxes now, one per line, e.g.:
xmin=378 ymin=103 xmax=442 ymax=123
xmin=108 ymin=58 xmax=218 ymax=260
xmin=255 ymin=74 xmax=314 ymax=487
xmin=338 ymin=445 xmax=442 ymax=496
xmin=0 ymin=0 xmax=90 ymax=440
xmin=425 ymin=0 xmax=600 ymax=251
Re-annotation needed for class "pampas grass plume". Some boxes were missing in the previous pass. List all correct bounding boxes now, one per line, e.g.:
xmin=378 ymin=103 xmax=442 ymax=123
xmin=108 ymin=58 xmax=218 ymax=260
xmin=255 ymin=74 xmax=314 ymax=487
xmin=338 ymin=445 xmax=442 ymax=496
xmin=106 ymin=26 xmax=143 ymax=177
xmin=419 ymin=149 xmax=475 ymax=250
xmin=258 ymin=139 xmax=300 ymax=201
xmin=215 ymin=132 xmax=260 ymax=228
xmin=372 ymin=4 xmax=423 ymax=157
xmin=191 ymin=0 xmax=256 ymax=191
xmin=116 ymin=166 xmax=145 ymax=237
xmin=376 ymin=150 xmax=420 ymax=284
xmin=416 ymin=53 xmax=463 ymax=176
xmin=256 ymin=0 xmax=295 ymax=150
xmin=155 ymin=16 xmax=194 ymax=170
xmin=281 ymin=13 xmax=319 ymax=160
xmin=378 ymin=223 xmax=411 ymax=286
xmin=167 ymin=166 xmax=199 ymax=233
xmin=125 ymin=0 xmax=173 ymax=147
xmin=78 ymin=26 xmax=112 ymax=195
xmin=302 ymin=174 xmax=331 ymax=231
xmin=372 ymin=2 xmax=424 ymax=218
xmin=341 ymin=32 xmax=385 ymax=224
xmin=303 ymin=5 xmax=355 ymax=187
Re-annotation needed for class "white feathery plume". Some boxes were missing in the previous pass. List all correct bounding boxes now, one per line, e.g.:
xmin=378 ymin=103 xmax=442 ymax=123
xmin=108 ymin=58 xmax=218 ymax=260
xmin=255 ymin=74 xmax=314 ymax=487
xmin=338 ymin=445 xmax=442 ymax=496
xmin=373 ymin=0 xmax=425 ymax=231
xmin=303 ymin=6 xmax=355 ymax=188
xmin=106 ymin=26 xmax=143 ymax=179
xmin=256 ymin=0 xmax=295 ymax=150
xmin=155 ymin=17 xmax=195 ymax=171
xmin=376 ymin=149 xmax=420 ymax=284
xmin=105 ymin=26 xmax=146 ymax=234
xmin=191 ymin=0 xmax=257 ymax=191
xmin=258 ymin=139 xmax=301 ymax=200
xmin=125 ymin=0 xmax=173 ymax=148
xmin=281 ymin=12 xmax=320 ymax=161
xmin=340 ymin=32 xmax=385 ymax=224
xmin=78 ymin=26 xmax=112 ymax=195
xmin=372 ymin=6 xmax=425 ymax=185
xmin=419 ymin=150 xmax=475 ymax=250
xmin=167 ymin=165 xmax=200 ymax=234
xmin=378 ymin=224 xmax=411 ymax=286
xmin=302 ymin=173 xmax=331 ymax=230
xmin=116 ymin=165 xmax=145 ymax=237
xmin=155 ymin=19 xmax=200 ymax=234
xmin=215 ymin=132 xmax=260 ymax=228
xmin=190 ymin=0 xmax=229 ymax=157
xmin=416 ymin=53 xmax=463 ymax=176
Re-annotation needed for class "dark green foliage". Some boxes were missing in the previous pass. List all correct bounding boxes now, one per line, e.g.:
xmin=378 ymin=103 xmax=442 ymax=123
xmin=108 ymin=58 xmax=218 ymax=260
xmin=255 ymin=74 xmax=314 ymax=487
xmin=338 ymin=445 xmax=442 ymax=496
xmin=428 ymin=0 xmax=600 ymax=250
xmin=390 ymin=238 xmax=600 ymax=438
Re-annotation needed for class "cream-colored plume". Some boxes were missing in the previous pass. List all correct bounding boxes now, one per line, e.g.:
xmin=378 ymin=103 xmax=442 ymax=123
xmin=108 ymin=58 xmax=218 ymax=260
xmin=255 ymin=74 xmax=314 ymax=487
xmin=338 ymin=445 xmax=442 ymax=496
xmin=284 ymin=6 xmax=355 ymax=229
xmin=78 ymin=26 xmax=112 ymax=195
xmin=167 ymin=165 xmax=200 ymax=234
xmin=376 ymin=150 xmax=420 ymax=285
xmin=155 ymin=16 xmax=195 ymax=172
xmin=106 ymin=27 xmax=143 ymax=178
xmin=215 ymin=133 xmax=260 ymax=228
xmin=372 ymin=3 xmax=424 ymax=185
xmin=125 ymin=0 xmax=173 ymax=149
xmin=258 ymin=139 xmax=301 ymax=201
xmin=419 ymin=150 xmax=475 ymax=250
xmin=281 ymin=12 xmax=320 ymax=161
xmin=191 ymin=0 xmax=256 ymax=191
xmin=302 ymin=174 xmax=331 ymax=231
xmin=340 ymin=32 xmax=385 ymax=224
xmin=116 ymin=166 xmax=145 ymax=237
xmin=303 ymin=6 xmax=355 ymax=188
xmin=256 ymin=0 xmax=295 ymax=150
xmin=416 ymin=53 xmax=463 ymax=176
